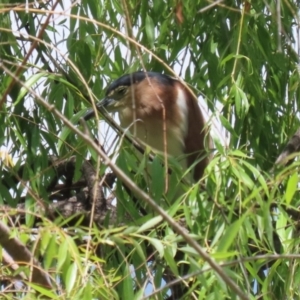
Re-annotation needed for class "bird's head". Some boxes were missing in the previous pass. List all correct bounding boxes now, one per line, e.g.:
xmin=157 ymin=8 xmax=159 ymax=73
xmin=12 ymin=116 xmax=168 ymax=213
xmin=84 ymin=72 xmax=176 ymax=120
xmin=99 ymin=82 xmax=133 ymax=111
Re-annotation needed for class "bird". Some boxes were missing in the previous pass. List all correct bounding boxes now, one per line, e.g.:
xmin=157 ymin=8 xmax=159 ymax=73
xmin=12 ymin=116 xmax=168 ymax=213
xmin=84 ymin=71 xmax=210 ymax=182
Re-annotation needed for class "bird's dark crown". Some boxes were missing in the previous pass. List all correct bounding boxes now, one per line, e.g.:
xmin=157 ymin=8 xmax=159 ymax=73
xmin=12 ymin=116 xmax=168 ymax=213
xmin=106 ymin=71 xmax=176 ymax=97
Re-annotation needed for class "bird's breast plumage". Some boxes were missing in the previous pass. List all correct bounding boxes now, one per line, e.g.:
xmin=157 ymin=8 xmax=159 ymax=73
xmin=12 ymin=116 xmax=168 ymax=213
xmin=117 ymin=79 xmax=189 ymax=158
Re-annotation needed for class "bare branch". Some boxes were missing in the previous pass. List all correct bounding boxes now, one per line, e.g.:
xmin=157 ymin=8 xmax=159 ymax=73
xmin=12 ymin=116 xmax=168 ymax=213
xmin=0 ymin=221 xmax=52 ymax=289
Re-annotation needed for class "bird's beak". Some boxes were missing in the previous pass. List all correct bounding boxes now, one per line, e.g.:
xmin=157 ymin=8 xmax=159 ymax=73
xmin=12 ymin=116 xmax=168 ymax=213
xmin=83 ymin=97 xmax=118 ymax=121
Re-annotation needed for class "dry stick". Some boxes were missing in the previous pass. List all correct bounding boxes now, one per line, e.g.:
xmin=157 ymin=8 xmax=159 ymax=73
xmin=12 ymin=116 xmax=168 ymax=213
xmin=0 ymin=221 xmax=51 ymax=288
xmin=0 ymin=63 xmax=249 ymax=300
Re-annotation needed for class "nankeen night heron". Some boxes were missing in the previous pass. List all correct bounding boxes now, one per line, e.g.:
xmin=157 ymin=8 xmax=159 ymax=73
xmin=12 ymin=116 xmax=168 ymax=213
xmin=84 ymin=71 xmax=211 ymax=182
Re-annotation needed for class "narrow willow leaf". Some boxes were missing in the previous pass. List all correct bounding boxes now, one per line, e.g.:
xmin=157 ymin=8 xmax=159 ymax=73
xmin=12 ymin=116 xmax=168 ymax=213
xmin=122 ymin=266 xmax=134 ymax=299
xmin=150 ymin=156 xmax=165 ymax=201
xmin=27 ymin=282 xmax=57 ymax=298
xmin=285 ymin=172 xmax=298 ymax=205
xmin=57 ymin=110 xmax=87 ymax=151
xmin=66 ymin=262 xmax=78 ymax=294
xmin=137 ymin=215 xmax=163 ymax=233
xmin=217 ymin=216 xmax=245 ymax=252
xmin=148 ymin=237 xmax=164 ymax=258
xmin=164 ymin=246 xmax=179 ymax=276
xmin=15 ymin=72 xmax=48 ymax=105
xmin=145 ymin=14 xmax=155 ymax=46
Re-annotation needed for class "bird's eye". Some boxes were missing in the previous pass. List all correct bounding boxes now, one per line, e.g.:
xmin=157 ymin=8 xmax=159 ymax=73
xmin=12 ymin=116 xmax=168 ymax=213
xmin=116 ymin=87 xmax=126 ymax=94
xmin=113 ymin=86 xmax=127 ymax=100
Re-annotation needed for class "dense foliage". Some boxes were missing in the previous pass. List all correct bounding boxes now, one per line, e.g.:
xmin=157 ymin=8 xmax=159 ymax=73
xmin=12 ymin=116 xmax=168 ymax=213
xmin=1 ymin=1 xmax=300 ymax=299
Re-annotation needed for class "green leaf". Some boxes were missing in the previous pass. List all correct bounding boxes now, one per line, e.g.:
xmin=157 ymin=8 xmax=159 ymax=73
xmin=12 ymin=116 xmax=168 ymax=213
xmin=66 ymin=262 xmax=78 ymax=294
xmin=231 ymin=164 xmax=254 ymax=189
xmin=217 ymin=216 xmax=246 ymax=252
xmin=137 ymin=215 xmax=163 ymax=233
xmin=235 ymin=86 xmax=249 ymax=118
xmin=210 ymin=251 xmax=239 ymax=259
xmin=57 ymin=239 xmax=68 ymax=271
xmin=285 ymin=172 xmax=298 ymax=205
xmin=219 ymin=115 xmax=237 ymax=137
xmin=147 ymin=237 xmax=164 ymax=258
xmin=164 ymin=246 xmax=179 ymax=276
xmin=43 ymin=235 xmax=58 ymax=270
xmin=82 ymin=282 xmax=92 ymax=300
xmin=122 ymin=266 xmax=134 ymax=299
xmin=58 ymin=110 xmax=87 ymax=152
xmin=27 ymin=282 xmax=57 ymax=298
xmin=15 ymin=72 xmax=48 ymax=105
xmin=150 ymin=156 xmax=165 ymax=201
xmin=145 ymin=14 xmax=155 ymax=47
